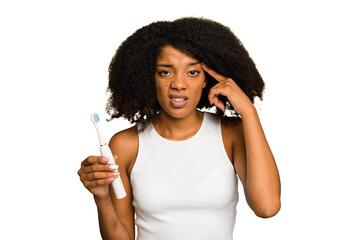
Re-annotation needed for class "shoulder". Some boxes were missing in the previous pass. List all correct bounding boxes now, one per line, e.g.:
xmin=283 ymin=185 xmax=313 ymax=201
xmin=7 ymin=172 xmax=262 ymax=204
xmin=109 ymin=125 xmax=138 ymax=149
xmin=109 ymin=125 xmax=139 ymax=174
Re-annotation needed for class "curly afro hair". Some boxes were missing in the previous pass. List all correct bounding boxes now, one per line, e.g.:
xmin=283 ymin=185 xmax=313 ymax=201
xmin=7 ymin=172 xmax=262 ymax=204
xmin=106 ymin=17 xmax=264 ymax=125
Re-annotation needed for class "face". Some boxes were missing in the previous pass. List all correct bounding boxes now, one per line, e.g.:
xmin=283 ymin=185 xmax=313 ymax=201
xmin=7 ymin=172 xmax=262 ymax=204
xmin=155 ymin=45 xmax=206 ymax=119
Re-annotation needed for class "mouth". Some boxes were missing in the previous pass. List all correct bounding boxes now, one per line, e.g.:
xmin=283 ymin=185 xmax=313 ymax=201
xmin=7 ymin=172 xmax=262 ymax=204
xmin=169 ymin=95 xmax=188 ymax=108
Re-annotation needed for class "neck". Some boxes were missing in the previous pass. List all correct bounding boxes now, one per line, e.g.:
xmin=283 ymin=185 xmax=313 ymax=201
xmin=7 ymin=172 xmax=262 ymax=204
xmin=153 ymin=110 xmax=204 ymax=141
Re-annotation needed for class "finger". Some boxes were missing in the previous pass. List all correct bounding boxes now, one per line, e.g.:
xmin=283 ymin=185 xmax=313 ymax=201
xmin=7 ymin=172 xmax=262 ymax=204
xmin=208 ymin=85 xmax=228 ymax=101
xmin=83 ymin=164 xmax=119 ymax=174
xmin=202 ymin=63 xmax=226 ymax=82
xmin=209 ymin=94 xmax=225 ymax=110
xmin=208 ymin=94 xmax=224 ymax=110
xmin=84 ymin=178 xmax=115 ymax=189
xmin=213 ymin=97 xmax=225 ymax=110
xmin=209 ymin=78 xmax=238 ymax=99
xmin=209 ymin=84 xmax=232 ymax=110
xmin=82 ymin=171 xmax=119 ymax=182
xmin=81 ymin=156 xmax=109 ymax=167
xmin=209 ymin=79 xmax=229 ymax=91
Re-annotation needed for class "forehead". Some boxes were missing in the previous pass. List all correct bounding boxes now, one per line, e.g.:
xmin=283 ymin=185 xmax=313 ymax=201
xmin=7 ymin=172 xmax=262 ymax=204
xmin=156 ymin=45 xmax=198 ymax=63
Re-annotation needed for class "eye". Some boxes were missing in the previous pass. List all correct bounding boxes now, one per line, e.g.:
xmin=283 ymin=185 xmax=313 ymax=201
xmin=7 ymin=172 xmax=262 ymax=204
xmin=158 ymin=70 xmax=171 ymax=77
xmin=188 ymin=70 xmax=200 ymax=76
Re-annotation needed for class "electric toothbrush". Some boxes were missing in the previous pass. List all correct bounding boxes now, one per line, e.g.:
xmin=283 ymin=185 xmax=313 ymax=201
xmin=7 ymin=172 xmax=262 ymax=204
xmin=90 ymin=113 xmax=126 ymax=199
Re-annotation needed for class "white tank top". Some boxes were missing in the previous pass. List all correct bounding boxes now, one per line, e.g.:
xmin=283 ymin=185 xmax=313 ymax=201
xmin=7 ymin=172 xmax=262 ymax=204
xmin=131 ymin=112 xmax=239 ymax=240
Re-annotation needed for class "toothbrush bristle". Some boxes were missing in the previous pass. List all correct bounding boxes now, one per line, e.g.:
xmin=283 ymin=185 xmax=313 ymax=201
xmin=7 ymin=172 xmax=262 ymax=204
xmin=93 ymin=113 xmax=100 ymax=122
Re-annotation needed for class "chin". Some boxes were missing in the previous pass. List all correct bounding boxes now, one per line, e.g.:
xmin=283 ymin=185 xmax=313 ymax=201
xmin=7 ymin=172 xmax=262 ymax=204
xmin=161 ymin=106 xmax=197 ymax=119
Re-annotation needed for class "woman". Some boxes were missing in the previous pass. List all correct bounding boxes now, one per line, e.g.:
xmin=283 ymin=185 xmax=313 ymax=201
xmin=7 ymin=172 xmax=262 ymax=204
xmin=78 ymin=17 xmax=281 ymax=240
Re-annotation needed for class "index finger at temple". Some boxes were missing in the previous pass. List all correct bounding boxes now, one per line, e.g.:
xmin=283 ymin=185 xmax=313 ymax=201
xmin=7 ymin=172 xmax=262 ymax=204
xmin=202 ymin=63 xmax=226 ymax=82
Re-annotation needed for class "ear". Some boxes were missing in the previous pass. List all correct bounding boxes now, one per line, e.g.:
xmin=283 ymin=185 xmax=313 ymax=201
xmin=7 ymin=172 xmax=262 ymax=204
xmin=203 ymin=76 xmax=207 ymax=88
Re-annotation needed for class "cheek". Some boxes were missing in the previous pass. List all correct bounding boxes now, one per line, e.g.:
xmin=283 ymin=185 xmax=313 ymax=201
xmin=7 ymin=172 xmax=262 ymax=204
xmin=155 ymin=81 xmax=168 ymax=102
xmin=194 ymin=78 xmax=206 ymax=96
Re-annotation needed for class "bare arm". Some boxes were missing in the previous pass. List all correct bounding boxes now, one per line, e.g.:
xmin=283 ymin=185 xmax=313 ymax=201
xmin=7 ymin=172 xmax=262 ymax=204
xmin=78 ymin=126 xmax=138 ymax=239
xmin=95 ymin=193 xmax=132 ymax=240
xmin=107 ymin=127 xmax=138 ymax=239
xmin=203 ymin=63 xmax=281 ymax=218
xmin=235 ymin=107 xmax=281 ymax=218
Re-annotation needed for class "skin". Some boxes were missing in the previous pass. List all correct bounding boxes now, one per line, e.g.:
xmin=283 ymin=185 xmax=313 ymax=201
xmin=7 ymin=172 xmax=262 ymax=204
xmin=78 ymin=45 xmax=281 ymax=239
xmin=152 ymin=45 xmax=207 ymax=140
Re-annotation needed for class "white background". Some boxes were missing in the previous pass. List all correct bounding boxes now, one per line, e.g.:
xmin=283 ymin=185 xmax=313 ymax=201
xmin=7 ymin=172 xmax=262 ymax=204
xmin=1 ymin=0 xmax=359 ymax=239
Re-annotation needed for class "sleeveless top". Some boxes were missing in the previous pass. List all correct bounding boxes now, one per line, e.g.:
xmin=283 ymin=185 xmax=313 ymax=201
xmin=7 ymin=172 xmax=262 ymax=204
xmin=131 ymin=112 xmax=239 ymax=240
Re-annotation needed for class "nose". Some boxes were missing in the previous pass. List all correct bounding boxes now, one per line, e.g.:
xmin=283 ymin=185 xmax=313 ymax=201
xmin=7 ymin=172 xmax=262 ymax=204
xmin=170 ymin=74 xmax=187 ymax=90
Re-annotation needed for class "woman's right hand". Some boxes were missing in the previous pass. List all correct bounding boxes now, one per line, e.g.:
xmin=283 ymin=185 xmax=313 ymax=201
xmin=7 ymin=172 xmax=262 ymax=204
xmin=78 ymin=156 xmax=119 ymax=198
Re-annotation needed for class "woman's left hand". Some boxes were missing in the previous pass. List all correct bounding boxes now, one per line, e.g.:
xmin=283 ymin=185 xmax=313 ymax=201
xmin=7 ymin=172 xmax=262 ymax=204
xmin=202 ymin=63 xmax=254 ymax=115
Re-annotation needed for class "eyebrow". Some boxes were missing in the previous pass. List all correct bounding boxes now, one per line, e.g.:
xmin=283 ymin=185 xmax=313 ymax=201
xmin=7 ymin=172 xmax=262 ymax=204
xmin=156 ymin=62 xmax=201 ymax=67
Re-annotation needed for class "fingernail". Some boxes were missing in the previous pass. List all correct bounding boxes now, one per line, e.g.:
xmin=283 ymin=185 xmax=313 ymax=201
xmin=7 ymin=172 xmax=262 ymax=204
xmin=102 ymin=158 xmax=109 ymax=163
xmin=109 ymin=165 xmax=119 ymax=170
xmin=113 ymin=155 xmax=118 ymax=159
xmin=112 ymin=172 xmax=119 ymax=177
xmin=202 ymin=63 xmax=207 ymax=68
xmin=108 ymin=178 xmax=114 ymax=183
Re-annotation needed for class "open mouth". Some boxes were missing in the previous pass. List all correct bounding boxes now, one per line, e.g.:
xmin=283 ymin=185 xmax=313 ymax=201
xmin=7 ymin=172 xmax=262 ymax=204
xmin=169 ymin=95 xmax=188 ymax=108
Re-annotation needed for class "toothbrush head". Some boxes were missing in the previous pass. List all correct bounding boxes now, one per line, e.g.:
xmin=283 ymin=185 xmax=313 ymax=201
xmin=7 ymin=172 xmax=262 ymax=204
xmin=90 ymin=113 xmax=100 ymax=124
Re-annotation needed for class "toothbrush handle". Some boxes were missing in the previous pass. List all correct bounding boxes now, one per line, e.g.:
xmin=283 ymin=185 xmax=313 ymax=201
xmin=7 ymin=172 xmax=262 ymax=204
xmin=100 ymin=145 xmax=127 ymax=199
